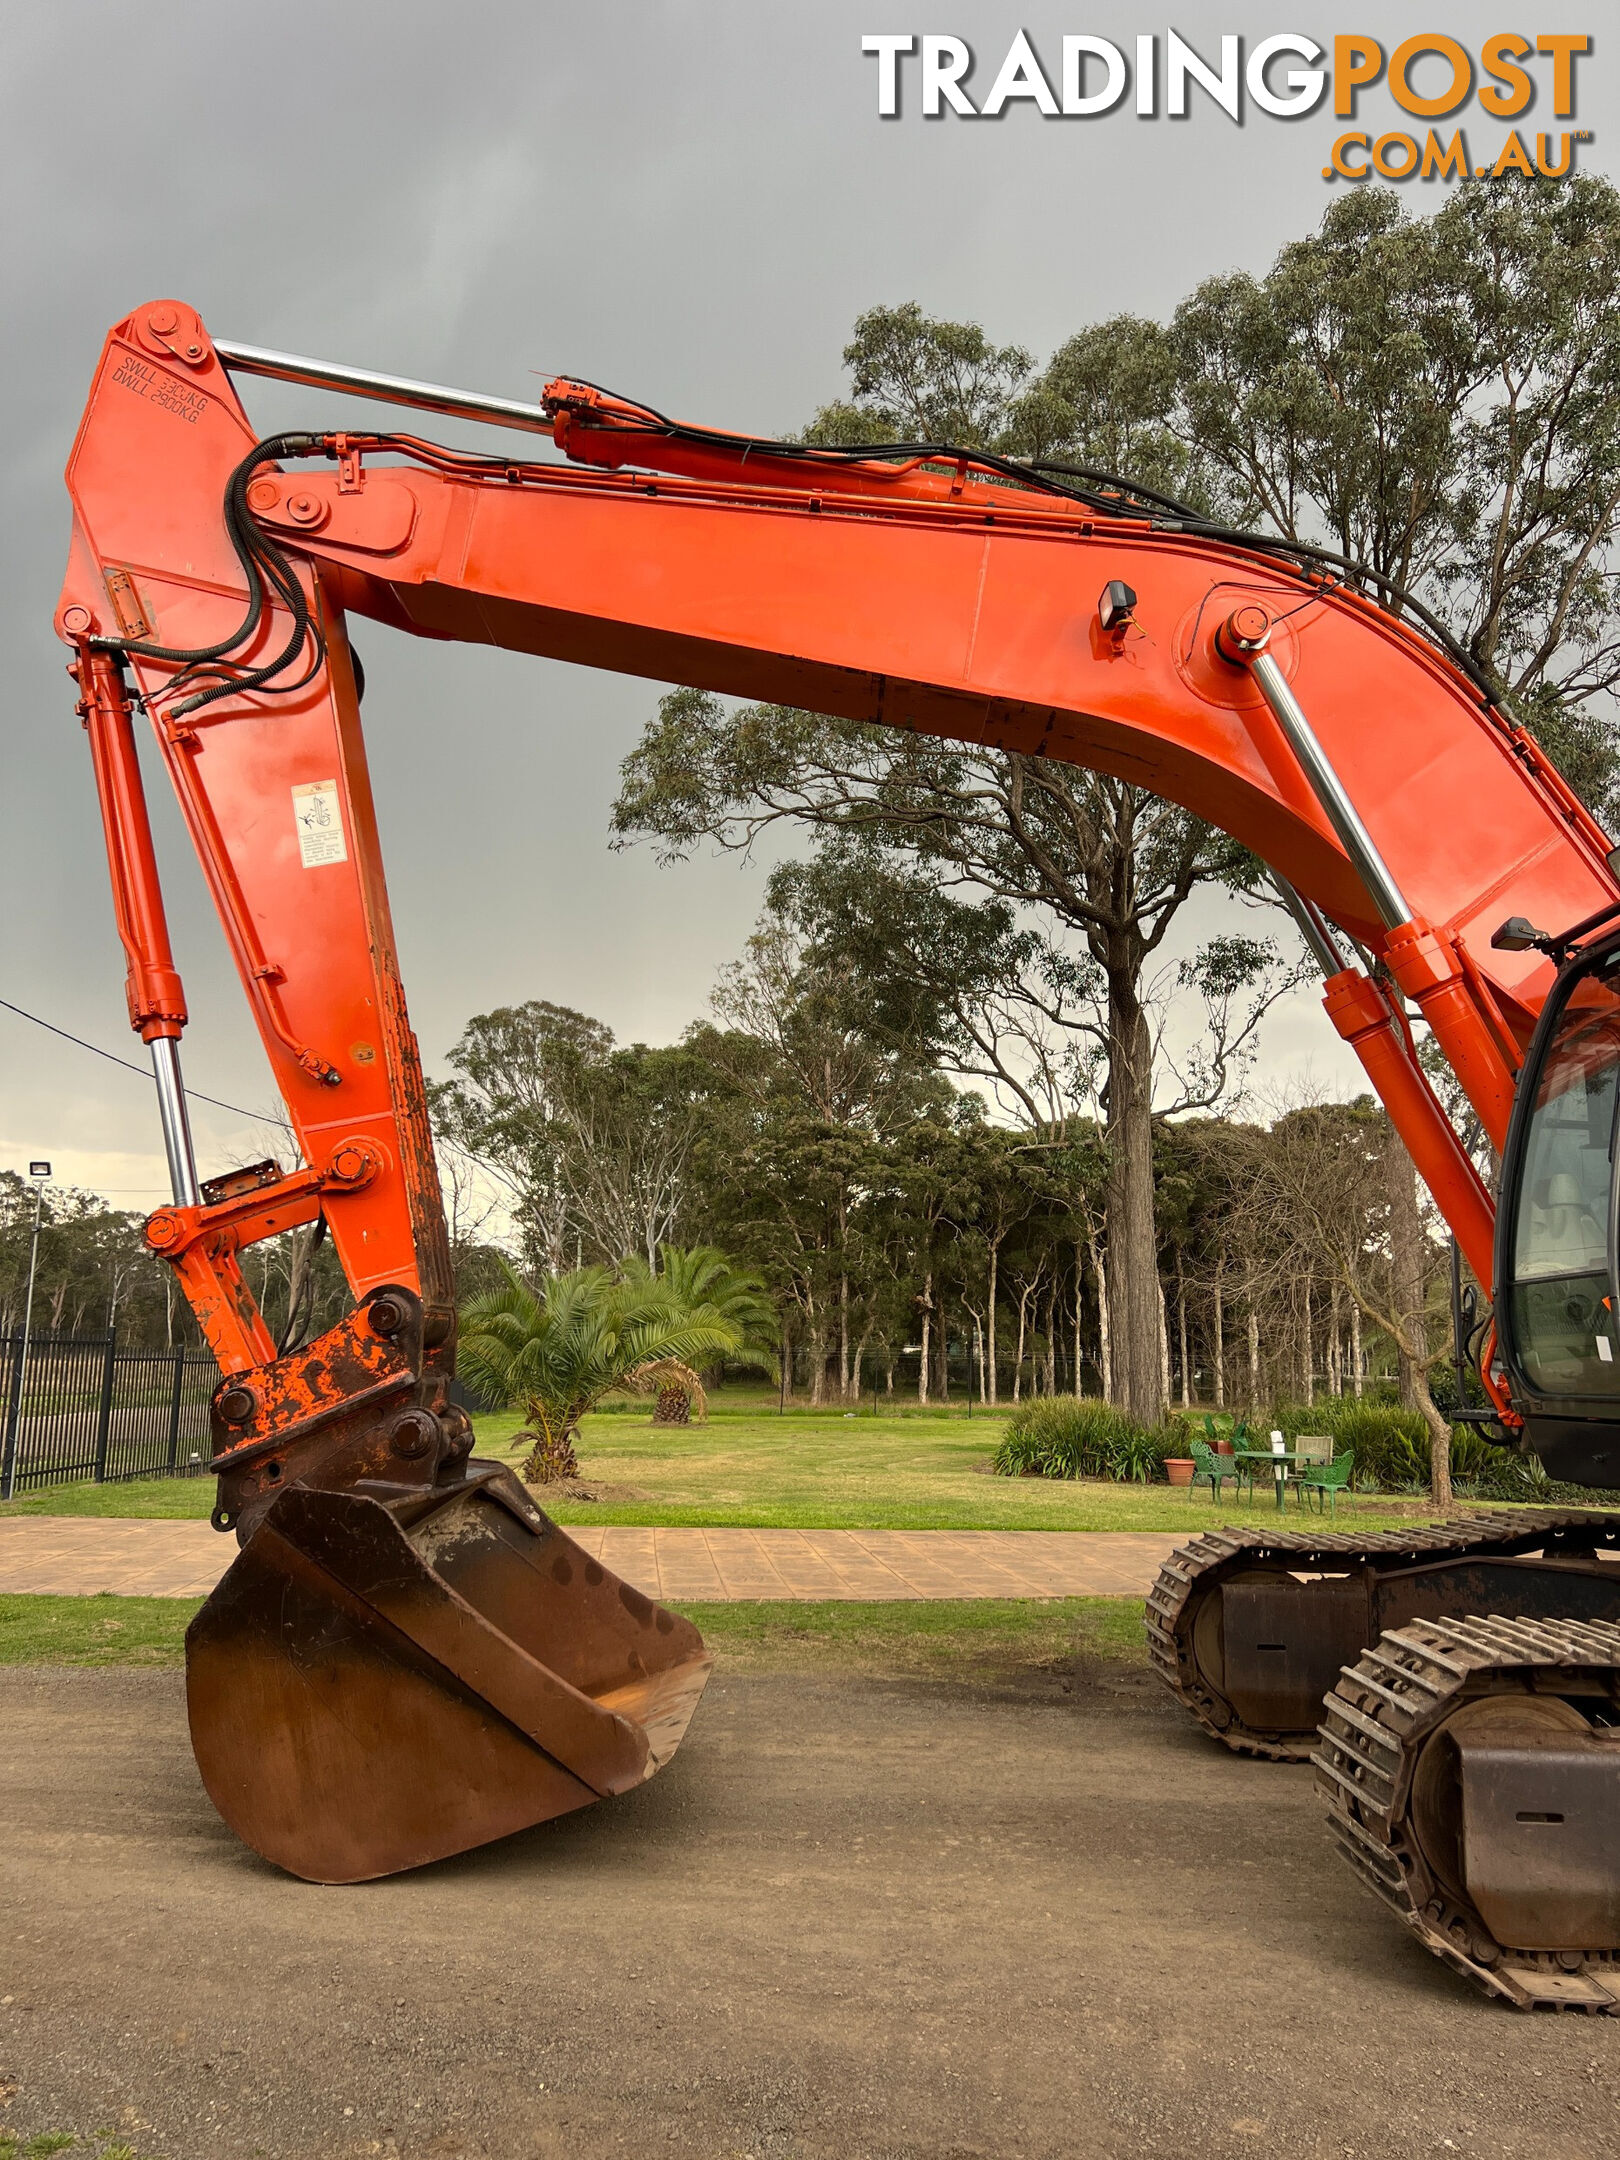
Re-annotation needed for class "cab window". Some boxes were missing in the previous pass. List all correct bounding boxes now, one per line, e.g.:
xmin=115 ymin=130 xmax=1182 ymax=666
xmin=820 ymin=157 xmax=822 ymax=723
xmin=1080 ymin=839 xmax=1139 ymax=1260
xmin=1510 ymin=962 xmax=1620 ymax=1397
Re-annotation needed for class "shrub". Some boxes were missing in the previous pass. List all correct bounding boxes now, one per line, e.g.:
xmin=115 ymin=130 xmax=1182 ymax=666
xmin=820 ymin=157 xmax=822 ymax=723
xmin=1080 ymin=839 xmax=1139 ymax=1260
xmin=1471 ymin=1452 xmax=1620 ymax=1506
xmin=1449 ymin=1423 xmax=1505 ymax=1482
xmin=1107 ymin=1427 xmax=1170 ymax=1483
xmin=994 ymin=1399 xmax=1136 ymax=1480
xmin=1268 ymin=1399 xmax=1522 ymax=1492
xmin=993 ymin=1400 xmax=1193 ymax=1483
xmin=993 ymin=1391 xmax=1610 ymax=1501
xmin=1472 ymin=1451 xmax=1553 ymax=1502
xmin=1270 ymin=1401 xmax=1434 ymax=1490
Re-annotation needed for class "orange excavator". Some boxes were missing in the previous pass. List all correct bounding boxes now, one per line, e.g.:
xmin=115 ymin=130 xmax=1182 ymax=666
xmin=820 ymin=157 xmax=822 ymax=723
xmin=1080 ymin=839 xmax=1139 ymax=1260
xmin=56 ymin=300 xmax=1620 ymax=2000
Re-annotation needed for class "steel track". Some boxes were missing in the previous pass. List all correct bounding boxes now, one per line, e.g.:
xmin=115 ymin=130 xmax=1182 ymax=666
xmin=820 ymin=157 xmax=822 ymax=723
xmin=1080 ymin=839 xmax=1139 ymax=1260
xmin=1314 ymin=1613 xmax=1620 ymax=2010
xmin=1144 ymin=1510 xmax=1620 ymax=1758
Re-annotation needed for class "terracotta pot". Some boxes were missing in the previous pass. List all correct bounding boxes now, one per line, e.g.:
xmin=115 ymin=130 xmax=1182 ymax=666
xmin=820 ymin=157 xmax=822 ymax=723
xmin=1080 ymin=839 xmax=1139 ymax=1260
xmin=1165 ymin=1458 xmax=1196 ymax=1487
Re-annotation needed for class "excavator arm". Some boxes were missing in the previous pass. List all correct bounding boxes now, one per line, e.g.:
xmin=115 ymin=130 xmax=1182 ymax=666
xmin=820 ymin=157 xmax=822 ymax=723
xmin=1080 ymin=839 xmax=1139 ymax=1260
xmin=52 ymin=303 xmax=1620 ymax=1977
xmin=58 ymin=306 xmax=1619 ymax=1335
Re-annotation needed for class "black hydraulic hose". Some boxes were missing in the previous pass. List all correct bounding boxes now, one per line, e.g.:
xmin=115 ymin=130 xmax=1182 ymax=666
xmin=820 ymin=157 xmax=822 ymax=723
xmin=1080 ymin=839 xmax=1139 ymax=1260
xmin=542 ymin=385 xmax=1516 ymax=721
xmin=88 ymin=402 xmax=1514 ymax=740
xmin=90 ymin=433 xmax=327 ymax=715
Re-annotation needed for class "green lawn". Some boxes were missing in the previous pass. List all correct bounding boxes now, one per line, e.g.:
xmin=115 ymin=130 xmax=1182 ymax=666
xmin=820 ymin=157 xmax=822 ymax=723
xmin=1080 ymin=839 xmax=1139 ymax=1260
xmin=0 ymin=1588 xmax=1144 ymax=1679
xmin=0 ymin=1475 xmax=218 ymax=1520
xmin=499 ymin=1408 xmax=1452 ymax=1531
xmin=0 ymin=1401 xmax=1446 ymax=1532
xmin=0 ymin=1592 xmax=196 ymax=1665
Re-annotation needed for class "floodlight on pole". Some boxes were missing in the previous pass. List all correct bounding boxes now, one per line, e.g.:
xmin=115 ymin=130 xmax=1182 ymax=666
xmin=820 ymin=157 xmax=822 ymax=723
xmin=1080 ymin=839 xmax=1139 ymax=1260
xmin=1 ymin=1160 xmax=51 ymax=1500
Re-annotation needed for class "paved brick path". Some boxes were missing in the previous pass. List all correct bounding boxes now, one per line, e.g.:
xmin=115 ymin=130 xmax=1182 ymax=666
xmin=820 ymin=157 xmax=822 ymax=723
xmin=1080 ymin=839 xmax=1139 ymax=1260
xmin=0 ymin=1516 xmax=1180 ymax=1601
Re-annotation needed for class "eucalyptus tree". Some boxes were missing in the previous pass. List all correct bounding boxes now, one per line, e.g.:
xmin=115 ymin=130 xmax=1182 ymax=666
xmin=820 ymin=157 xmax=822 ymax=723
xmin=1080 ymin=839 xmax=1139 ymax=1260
xmin=433 ymin=1001 xmax=710 ymax=1271
xmin=677 ymin=899 xmax=953 ymax=1401
xmin=1243 ymin=1100 xmax=1457 ymax=1507
xmin=1012 ymin=181 xmax=1620 ymax=769
xmin=617 ymin=695 xmax=1289 ymax=1422
xmin=617 ymin=181 xmax=1620 ymax=1418
xmin=1166 ymin=177 xmax=1620 ymax=804
xmin=615 ymin=295 xmax=1304 ymax=1423
xmin=0 ymin=1173 xmax=192 ymax=1346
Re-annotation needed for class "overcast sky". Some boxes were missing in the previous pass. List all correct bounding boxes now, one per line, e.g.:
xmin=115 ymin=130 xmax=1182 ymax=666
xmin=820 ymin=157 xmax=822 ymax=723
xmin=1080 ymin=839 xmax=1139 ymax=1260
xmin=2 ymin=2 xmax=1612 ymax=1206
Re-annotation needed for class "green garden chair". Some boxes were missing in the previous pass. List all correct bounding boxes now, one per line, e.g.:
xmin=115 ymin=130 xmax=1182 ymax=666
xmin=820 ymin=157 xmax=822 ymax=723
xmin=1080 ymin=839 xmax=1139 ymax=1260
xmin=1200 ymin=1419 xmax=1255 ymax=1498
xmin=1191 ymin=1439 xmax=1246 ymax=1502
xmin=1296 ymin=1448 xmax=1354 ymax=1517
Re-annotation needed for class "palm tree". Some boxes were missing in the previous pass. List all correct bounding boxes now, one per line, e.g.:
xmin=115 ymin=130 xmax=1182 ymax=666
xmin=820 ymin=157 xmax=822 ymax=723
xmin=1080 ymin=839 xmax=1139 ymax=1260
xmin=626 ymin=1356 xmax=711 ymax=1427
xmin=623 ymin=1245 xmax=780 ymax=1370
xmin=618 ymin=1246 xmax=780 ymax=1424
xmin=458 ymin=1258 xmax=752 ymax=1484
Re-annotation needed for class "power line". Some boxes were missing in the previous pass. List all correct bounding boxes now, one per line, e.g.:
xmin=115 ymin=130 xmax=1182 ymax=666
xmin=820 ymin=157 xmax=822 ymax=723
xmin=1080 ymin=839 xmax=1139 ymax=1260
xmin=0 ymin=997 xmax=266 ymax=1122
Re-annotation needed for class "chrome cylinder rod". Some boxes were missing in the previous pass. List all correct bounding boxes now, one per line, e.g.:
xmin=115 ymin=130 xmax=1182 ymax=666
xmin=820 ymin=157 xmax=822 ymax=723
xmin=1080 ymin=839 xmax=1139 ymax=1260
xmin=1252 ymin=652 xmax=1416 ymax=933
xmin=1273 ymin=874 xmax=1354 ymax=978
xmin=214 ymin=339 xmax=553 ymax=438
xmin=1237 ymin=638 xmax=1411 ymax=933
xmin=151 ymin=1036 xmax=201 ymax=1207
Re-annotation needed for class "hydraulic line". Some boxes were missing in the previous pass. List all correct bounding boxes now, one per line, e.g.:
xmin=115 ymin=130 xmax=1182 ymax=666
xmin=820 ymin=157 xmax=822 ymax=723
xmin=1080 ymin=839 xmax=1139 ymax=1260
xmin=210 ymin=337 xmax=1514 ymax=719
xmin=89 ymin=434 xmax=327 ymax=715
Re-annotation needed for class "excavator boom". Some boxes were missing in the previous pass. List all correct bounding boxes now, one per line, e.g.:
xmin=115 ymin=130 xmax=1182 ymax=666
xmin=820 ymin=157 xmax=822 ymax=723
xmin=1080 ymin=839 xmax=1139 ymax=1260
xmin=53 ymin=303 xmax=1620 ymax=1981
xmin=60 ymin=304 xmax=1618 ymax=1350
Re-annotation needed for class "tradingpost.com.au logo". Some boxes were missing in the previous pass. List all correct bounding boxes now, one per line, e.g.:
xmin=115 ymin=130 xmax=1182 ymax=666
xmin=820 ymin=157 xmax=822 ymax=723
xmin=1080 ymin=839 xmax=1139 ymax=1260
xmin=860 ymin=30 xmax=1593 ymax=183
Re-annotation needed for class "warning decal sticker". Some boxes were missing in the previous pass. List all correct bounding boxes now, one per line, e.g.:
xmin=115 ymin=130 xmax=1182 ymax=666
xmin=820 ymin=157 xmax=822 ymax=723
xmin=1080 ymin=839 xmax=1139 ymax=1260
xmin=292 ymin=779 xmax=348 ymax=868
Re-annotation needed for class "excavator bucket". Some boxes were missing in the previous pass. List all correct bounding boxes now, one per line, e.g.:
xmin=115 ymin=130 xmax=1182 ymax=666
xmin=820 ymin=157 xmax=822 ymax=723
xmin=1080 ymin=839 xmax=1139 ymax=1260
xmin=186 ymin=1464 xmax=710 ymax=1882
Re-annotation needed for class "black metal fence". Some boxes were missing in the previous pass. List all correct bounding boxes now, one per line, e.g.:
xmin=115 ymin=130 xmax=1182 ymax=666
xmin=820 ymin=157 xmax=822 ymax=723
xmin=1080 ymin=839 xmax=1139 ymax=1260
xmin=0 ymin=1331 xmax=218 ymax=1495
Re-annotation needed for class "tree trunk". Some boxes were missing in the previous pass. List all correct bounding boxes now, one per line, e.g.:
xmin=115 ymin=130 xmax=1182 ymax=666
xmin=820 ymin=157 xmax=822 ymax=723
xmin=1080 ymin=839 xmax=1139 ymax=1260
xmin=285 ymin=1230 xmax=310 ymax=1350
xmin=1328 ymin=1284 xmax=1342 ymax=1398
xmin=918 ymin=1271 xmax=933 ymax=1406
xmin=1384 ymin=1128 xmax=1448 ymax=1505
xmin=852 ymin=1320 xmax=873 ymax=1402
xmin=1042 ymin=1277 xmax=1058 ymax=1397
xmin=1104 ymin=957 xmax=1162 ymax=1423
xmin=1012 ymin=1283 xmax=1028 ymax=1403
xmin=1303 ymin=1276 xmax=1315 ymax=1407
xmin=839 ymin=1269 xmax=850 ymax=1402
xmin=1213 ymin=1279 xmax=1225 ymax=1408
xmin=1245 ymin=1267 xmax=1261 ymax=1408
xmin=1086 ymin=1235 xmax=1112 ymax=1402
xmin=1157 ymin=1275 xmax=1171 ymax=1411
xmin=986 ymin=1242 xmax=1000 ymax=1406
xmin=520 ymin=1402 xmax=580 ymax=1484
xmin=1414 ymin=1364 xmax=1454 ymax=1513
xmin=1175 ymin=1250 xmax=1191 ymax=1409
xmin=808 ymin=1309 xmax=826 ymax=1407
xmin=1387 ymin=1132 xmax=1427 ymax=1413
xmin=1073 ymin=1249 xmax=1085 ymax=1399
xmin=1351 ymin=1302 xmax=1364 ymax=1399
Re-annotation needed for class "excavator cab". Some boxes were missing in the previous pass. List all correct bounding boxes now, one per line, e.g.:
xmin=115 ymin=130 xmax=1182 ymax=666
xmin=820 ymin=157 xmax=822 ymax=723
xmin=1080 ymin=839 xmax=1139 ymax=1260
xmin=1496 ymin=929 xmax=1620 ymax=1486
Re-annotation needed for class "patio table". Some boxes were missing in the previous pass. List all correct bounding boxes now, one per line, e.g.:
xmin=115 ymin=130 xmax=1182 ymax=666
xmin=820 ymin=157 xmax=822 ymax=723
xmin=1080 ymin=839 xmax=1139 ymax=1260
xmin=1234 ymin=1446 xmax=1306 ymax=1512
